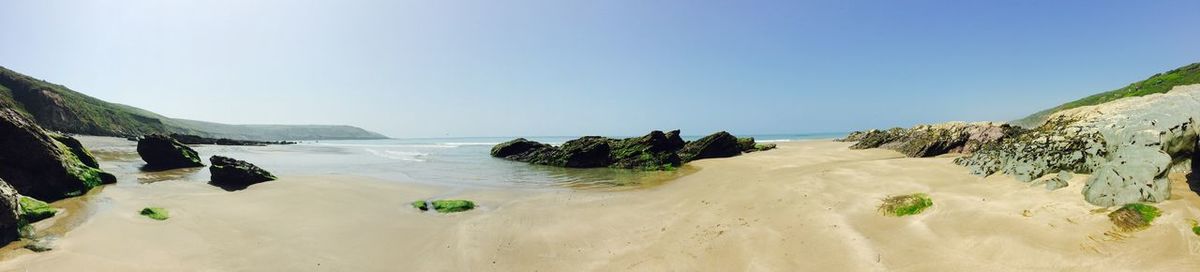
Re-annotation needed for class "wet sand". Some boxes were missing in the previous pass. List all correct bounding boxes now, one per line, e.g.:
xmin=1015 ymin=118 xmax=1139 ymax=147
xmin=2 ymin=141 xmax=1200 ymax=271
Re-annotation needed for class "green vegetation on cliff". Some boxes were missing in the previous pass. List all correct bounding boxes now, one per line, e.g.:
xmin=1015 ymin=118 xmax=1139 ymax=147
xmin=0 ymin=66 xmax=387 ymax=140
xmin=1014 ymin=62 xmax=1200 ymax=127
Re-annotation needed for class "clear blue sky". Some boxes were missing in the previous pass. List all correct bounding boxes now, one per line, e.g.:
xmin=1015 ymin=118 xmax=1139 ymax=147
xmin=2 ymin=0 xmax=1198 ymax=138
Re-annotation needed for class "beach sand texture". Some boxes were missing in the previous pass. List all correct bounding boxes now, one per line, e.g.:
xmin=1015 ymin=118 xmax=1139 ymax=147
xmin=2 ymin=141 xmax=1199 ymax=271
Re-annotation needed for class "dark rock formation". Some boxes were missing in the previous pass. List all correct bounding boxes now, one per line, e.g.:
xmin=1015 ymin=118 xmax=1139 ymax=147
xmin=0 ymin=180 xmax=20 ymax=245
xmin=168 ymin=133 xmax=296 ymax=146
xmin=209 ymin=156 xmax=277 ymax=190
xmin=137 ymin=134 xmax=205 ymax=170
xmin=492 ymin=130 xmax=761 ymax=170
xmin=678 ymin=131 xmax=742 ymax=162
xmin=0 ymin=109 xmax=115 ymax=201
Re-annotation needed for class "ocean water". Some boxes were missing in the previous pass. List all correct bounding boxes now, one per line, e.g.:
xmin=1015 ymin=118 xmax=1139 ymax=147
xmin=80 ymin=132 xmax=845 ymax=189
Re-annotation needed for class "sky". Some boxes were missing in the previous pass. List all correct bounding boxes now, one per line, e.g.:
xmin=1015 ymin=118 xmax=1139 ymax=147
xmin=2 ymin=0 xmax=1199 ymax=138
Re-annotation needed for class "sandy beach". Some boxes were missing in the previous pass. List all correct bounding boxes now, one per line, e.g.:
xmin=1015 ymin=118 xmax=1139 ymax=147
xmin=2 ymin=140 xmax=1199 ymax=271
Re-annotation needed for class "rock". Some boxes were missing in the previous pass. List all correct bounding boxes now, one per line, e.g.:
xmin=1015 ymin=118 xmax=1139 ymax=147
xmin=23 ymin=236 xmax=55 ymax=252
xmin=753 ymin=143 xmax=778 ymax=152
xmin=849 ymin=122 xmax=1018 ymax=157
xmin=848 ymin=128 xmax=907 ymax=149
xmin=209 ymin=156 xmax=277 ymax=190
xmin=492 ymin=130 xmax=767 ymax=170
xmin=413 ymin=199 xmax=476 ymax=213
xmin=137 ymin=134 xmax=205 ymax=170
xmin=838 ymin=131 xmax=867 ymax=142
xmin=737 ymin=137 xmax=757 ymax=152
xmin=557 ymin=136 xmax=614 ymax=167
xmin=490 ymin=138 xmax=553 ymax=158
xmin=1044 ymin=172 xmax=1072 ymax=191
xmin=50 ymin=134 xmax=99 ymax=168
xmin=678 ymin=131 xmax=742 ymax=162
xmin=139 ymin=207 xmax=169 ymax=221
xmin=607 ymin=131 xmax=683 ymax=170
xmin=430 ymin=200 xmax=474 ymax=213
xmin=17 ymin=196 xmax=55 ymax=223
xmin=0 ymin=180 xmax=20 ymax=245
xmin=0 ymin=109 xmax=115 ymax=201
xmin=663 ymin=130 xmax=686 ymax=151
xmin=957 ymin=84 xmax=1200 ymax=206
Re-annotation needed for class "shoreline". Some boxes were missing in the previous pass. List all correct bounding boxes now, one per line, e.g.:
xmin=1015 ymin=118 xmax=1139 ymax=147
xmin=1 ymin=141 xmax=1199 ymax=270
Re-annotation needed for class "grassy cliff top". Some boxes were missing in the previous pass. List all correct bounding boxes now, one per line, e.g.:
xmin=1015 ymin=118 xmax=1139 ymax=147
xmin=1013 ymin=62 xmax=1200 ymax=127
xmin=0 ymin=66 xmax=387 ymax=140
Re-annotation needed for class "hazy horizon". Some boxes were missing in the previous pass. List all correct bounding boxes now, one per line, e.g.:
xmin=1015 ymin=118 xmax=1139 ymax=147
xmin=3 ymin=0 xmax=1199 ymax=138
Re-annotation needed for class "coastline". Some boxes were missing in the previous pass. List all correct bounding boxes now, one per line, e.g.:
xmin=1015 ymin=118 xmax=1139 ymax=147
xmin=2 ymin=141 xmax=1199 ymax=270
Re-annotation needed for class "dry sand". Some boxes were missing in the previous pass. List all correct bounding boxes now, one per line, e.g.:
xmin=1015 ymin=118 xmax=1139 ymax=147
xmin=2 ymin=141 xmax=1200 ymax=271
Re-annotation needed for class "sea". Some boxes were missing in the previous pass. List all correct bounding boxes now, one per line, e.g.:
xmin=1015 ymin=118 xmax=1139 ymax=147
xmin=80 ymin=133 xmax=846 ymax=190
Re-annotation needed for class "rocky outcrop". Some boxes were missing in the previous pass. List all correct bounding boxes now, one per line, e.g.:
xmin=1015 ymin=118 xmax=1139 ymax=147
xmin=736 ymin=137 xmax=778 ymax=153
xmin=845 ymin=122 xmax=1019 ymax=158
xmin=678 ymin=131 xmax=742 ymax=162
xmin=0 ymin=109 xmax=115 ymax=201
xmin=137 ymin=134 xmax=205 ymax=170
xmin=0 ymin=180 xmax=20 ymax=245
xmin=209 ymin=156 xmax=277 ymax=190
xmin=492 ymin=130 xmax=761 ymax=170
xmin=956 ymin=84 xmax=1200 ymax=207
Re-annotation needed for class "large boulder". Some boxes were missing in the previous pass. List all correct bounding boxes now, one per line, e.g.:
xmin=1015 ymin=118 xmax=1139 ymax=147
xmin=209 ymin=156 xmax=277 ymax=190
xmin=137 ymin=134 xmax=204 ymax=170
xmin=490 ymin=138 xmax=553 ymax=158
xmin=0 ymin=109 xmax=115 ymax=201
xmin=0 ymin=180 xmax=20 ymax=245
xmin=957 ymin=84 xmax=1200 ymax=207
xmin=678 ymin=131 xmax=742 ymax=162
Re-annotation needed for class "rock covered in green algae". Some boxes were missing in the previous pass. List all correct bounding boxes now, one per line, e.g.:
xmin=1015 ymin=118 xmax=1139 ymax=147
xmin=209 ymin=156 xmax=277 ymax=190
xmin=492 ymin=130 xmax=762 ymax=170
xmin=412 ymin=200 xmax=475 ymax=213
xmin=736 ymin=138 xmax=778 ymax=153
xmin=140 ymin=207 xmax=169 ymax=221
xmin=137 ymin=134 xmax=205 ymax=170
xmin=17 ymin=196 xmax=56 ymax=223
xmin=878 ymin=193 xmax=933 ymax=217
xmin=1108 ymin=203 xmax=1160 ymax=231
xmin=0 ymin=108 xmax=116 ymax=201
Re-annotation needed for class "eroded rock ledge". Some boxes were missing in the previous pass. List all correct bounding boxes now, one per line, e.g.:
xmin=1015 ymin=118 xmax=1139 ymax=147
xmin=844 ymin=84 xmax=1200 ymax=207
xmin=491 ymin=130 xmax=773 ymax=170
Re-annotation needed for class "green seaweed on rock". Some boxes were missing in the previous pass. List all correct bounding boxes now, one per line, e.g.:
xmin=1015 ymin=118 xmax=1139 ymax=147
xmin=1108 ymin=203 xmax=1160 ymax=231
xmin=878 ymin=193 xmax=933 ymax=216
xmin=140 ymin=207 xmax=170 ymax=221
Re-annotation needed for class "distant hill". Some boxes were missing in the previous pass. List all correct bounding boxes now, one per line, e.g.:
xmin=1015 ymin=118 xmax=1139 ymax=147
xmin=1013 ymin=62 xmax=1200 ymax=127
xmin=0 ymin=66 xmax=387 ymax=140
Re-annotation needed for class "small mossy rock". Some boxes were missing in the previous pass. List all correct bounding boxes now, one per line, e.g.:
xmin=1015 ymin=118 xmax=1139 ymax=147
xmin=737 ymin=137 xmax=757 ymax=152
xmin=209 ymin=156 xmax=276 ymax=190
xmin=140 ymin=207 xmax=169 ymax=221
xmin=0 ymin=109 xmax=114 ymax=201
xmin=1108 ymin=203 xmax=1160 ymax=231
xmin=17 ymin=196 xmax=55 ymax=223
xmin=0 ymin=180 xmax=20 ymax=245
xmin=411 ymin=200 xmax=429 ymax=211
xmin=678 ymin=131 xmax=742 ymax=162
xmin=431 ymin=200 xmax=475 ymax=213
xmin=137 ymin=134 xmax=204 ymax=170
xmin=878 ymin=193 xmax=933 ymax=216
xmin=753 ymin=143 xmax=777 ymax=152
